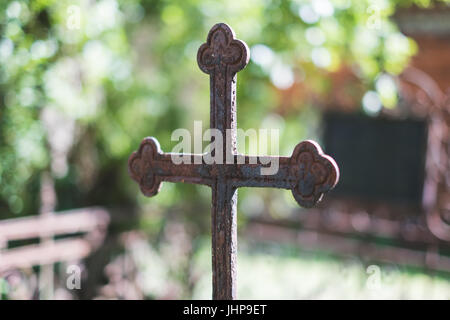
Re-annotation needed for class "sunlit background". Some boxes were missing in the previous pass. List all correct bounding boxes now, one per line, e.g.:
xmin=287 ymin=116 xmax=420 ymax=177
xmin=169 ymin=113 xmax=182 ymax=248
xmin=1 ymin=0 xmax=450 ymax=299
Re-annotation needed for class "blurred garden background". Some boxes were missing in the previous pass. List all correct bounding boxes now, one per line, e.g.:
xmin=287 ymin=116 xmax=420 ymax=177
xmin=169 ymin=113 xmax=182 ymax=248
xmin=1 ymin=0 xmax=450 ymax=299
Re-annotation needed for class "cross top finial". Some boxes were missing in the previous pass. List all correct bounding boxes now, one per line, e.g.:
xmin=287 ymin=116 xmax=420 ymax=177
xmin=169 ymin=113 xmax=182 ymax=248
xmin=197 ymin=23 xmax=250 ymax=74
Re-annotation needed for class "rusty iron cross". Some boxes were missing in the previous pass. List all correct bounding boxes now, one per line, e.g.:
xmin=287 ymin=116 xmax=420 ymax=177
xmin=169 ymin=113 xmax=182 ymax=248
xmin=128 ymin=23 xmax=339 ymax=300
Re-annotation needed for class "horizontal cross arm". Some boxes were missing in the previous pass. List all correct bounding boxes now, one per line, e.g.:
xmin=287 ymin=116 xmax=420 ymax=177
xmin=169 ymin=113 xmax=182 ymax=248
xmin=228 ymin=155 xmax=294 ymax=188
xmin=230 ymin=141 xmax=339 ymax=208
xmin=128 ymin=137 xmax=213 ymax=197
xmin=128 ymin=138 xmax=338 ymax=208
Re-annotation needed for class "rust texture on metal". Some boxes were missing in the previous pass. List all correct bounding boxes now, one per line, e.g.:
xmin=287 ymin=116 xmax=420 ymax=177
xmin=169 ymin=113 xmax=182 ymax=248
xmin=128 ymin=23 xmax=340 ymax=300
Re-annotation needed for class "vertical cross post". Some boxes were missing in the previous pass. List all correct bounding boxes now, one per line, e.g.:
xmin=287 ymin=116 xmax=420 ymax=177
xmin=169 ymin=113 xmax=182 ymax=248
xmin=128 ymin=23 xmax=339 ymax=300
xmin=197 ymin=23 xmax=249 ymax=300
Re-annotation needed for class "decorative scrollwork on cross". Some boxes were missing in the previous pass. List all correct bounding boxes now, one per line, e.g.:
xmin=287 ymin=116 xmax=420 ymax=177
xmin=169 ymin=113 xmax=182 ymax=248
xmin=290 ymin=140 xmax=339 ymax=208
xmin=197 ymin=23 xmax=249 ymax=75
xmin=128 ymin=137 xmax=162 ymax=197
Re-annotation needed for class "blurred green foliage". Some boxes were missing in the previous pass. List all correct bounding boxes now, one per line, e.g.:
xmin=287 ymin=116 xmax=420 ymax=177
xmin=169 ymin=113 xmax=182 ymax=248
xmin=0 ymin=0 xmax=447 ymax=223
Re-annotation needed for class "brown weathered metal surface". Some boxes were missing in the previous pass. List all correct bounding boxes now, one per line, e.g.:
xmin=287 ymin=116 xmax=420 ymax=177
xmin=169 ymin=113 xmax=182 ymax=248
xmin=128 ymin=23 xmax=339 ymax=300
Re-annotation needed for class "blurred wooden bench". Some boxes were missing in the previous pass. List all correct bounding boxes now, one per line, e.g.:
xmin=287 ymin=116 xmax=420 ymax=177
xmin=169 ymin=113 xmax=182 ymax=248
xmin=0 ymin=207 xmax=109 ymax=273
